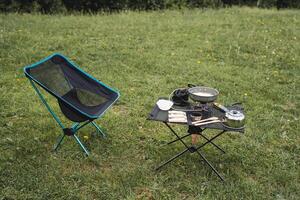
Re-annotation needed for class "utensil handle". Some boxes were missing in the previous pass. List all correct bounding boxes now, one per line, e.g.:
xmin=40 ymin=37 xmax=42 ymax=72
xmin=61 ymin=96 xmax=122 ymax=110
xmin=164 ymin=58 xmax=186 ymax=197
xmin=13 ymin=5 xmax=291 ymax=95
xmin=191 ymin=117 xmax=219 ymax=124
xmin=213 ymin=102 xmax=229 ymax=113
xmin=193 ymin=120 xmax=221 ymax=126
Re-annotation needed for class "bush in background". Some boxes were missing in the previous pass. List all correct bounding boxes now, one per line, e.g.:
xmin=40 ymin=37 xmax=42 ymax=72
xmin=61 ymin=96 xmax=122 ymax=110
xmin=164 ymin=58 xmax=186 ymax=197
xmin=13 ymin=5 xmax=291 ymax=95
xmin=0 ymin=0 xmax=299 ymax=13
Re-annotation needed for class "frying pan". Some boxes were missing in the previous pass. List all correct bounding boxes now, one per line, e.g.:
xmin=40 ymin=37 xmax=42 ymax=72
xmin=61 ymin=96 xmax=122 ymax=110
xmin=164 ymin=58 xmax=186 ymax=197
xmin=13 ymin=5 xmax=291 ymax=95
xmin=188 ymin=85 xmax=219 ymax=103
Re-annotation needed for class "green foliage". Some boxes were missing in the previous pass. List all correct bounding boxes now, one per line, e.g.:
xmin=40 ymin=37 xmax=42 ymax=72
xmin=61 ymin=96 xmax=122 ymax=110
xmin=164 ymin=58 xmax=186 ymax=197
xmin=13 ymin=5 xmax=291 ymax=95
xmin=0 ymin=8 xmax=299 ymax=199
xmin=0 ymin=0 xmax=299 ymax=13
xmin=204 ymin=0 xmax=223 ymax=7
xmin=0 ymin=0 xmax=66 ymax=13
xmin=257 ymin=0 xmax=277 ymax=8
xmin=38 ymin=0 xmax=67 ymax=14
xmin=188 ymin=0 xmax=223 ymax=8
xmin=257 ymin=0 xmax=300 ymax=8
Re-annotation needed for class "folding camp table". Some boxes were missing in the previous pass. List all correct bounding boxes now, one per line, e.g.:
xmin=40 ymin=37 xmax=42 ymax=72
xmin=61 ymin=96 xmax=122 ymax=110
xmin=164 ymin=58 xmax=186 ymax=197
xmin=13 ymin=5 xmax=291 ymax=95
xmin=24 ymin=54 xmax=120 ymax=155
xmin=148 ymin=99 xmax=245 ymax=181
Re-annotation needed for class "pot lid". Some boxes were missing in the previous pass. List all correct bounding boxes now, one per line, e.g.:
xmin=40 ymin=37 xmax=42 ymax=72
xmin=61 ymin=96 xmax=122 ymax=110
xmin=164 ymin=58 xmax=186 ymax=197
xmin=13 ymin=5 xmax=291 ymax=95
xmin=225 ymin=110 xmax=245 ymax=120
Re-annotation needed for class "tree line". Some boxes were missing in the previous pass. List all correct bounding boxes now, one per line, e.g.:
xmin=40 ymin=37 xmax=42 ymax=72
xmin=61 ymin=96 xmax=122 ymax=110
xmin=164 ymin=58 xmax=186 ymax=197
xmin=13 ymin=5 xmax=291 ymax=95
xmin=0 ymin=0 xmax=299 ymax=13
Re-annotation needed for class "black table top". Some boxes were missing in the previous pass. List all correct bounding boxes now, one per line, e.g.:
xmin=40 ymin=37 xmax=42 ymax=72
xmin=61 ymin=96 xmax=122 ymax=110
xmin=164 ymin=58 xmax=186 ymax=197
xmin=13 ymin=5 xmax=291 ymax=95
xmin=147 ymin=99 xmax=245 ymax=133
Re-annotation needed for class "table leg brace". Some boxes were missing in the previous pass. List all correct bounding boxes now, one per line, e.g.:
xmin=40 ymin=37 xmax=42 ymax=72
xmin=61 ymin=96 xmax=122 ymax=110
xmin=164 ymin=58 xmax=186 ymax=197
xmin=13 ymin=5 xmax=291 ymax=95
xmin=158 ymin=122 xmax=226 ymax=181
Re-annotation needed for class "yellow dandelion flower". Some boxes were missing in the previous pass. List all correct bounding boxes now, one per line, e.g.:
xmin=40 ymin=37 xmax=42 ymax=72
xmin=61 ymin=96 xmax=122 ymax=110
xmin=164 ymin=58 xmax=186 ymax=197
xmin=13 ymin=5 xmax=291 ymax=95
xmin=83 ymin=135 xmax=89 ymax=140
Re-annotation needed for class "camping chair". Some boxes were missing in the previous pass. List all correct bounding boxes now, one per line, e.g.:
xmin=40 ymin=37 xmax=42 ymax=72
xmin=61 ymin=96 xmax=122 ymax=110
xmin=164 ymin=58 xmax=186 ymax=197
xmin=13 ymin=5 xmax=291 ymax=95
xmin=24 ymin=53 xmax=120 ymax=155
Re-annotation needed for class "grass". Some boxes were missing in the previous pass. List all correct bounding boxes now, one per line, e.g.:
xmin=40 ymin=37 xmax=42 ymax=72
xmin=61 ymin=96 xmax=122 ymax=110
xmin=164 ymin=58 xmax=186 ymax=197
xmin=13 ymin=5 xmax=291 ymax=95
xmin=0 ymin=7 xmax=299 ymax=199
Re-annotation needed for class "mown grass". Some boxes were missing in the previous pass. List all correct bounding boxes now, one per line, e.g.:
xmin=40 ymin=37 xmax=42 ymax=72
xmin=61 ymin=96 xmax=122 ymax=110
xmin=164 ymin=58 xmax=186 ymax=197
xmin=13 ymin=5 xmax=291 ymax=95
xmin=0 ymin=7 xmax=299 ymax=199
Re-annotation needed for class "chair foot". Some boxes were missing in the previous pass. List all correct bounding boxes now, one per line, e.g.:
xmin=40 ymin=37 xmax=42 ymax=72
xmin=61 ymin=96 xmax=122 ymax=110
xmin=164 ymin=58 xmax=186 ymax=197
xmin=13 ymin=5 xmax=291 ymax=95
xmin=73 ymin=135 xmax=90 ymax=156
xmin=91 ymin=121 xmax=106 ymax=138
xmin=53 ymin=134 xmax=65 ymax=151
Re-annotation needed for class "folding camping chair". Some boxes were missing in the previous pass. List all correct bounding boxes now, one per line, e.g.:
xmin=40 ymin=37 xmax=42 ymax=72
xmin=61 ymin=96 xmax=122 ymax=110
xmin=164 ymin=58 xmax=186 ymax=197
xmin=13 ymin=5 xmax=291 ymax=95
xmin=24 ymin=53 xmax=120 ymax=155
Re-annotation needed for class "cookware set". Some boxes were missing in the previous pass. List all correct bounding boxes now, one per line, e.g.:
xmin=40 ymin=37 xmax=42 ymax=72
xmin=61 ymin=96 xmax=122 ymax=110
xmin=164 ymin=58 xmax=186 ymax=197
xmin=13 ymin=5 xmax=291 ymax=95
xmin=166 ymin=84 xmax=245 ymax=128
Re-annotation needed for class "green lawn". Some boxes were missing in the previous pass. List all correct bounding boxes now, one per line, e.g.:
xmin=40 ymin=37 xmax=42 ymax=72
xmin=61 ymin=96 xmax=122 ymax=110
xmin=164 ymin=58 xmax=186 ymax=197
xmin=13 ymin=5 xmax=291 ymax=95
xmin=0 ymin=7 xmax=299 ymax=199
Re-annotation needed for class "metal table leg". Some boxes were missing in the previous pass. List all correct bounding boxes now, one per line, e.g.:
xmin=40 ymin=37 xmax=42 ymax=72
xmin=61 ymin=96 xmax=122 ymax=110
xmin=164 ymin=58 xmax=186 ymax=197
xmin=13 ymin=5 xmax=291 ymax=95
xmin=196 ymin=130 xmax=226 ymax=151
xmin=164 ymin=122 xmax=191 ymax=150
xmin=167 ymin=133 xmax=191 ymax=145
xmin=195 ymin=149 xmax=225 ymax=181
xmin=155 ymin=148 xmax=190 ymax=170
xmin=158 ymin=122 xmax=227 ymax=181
xmin=198 ymin=132 xmax=225 ymax=154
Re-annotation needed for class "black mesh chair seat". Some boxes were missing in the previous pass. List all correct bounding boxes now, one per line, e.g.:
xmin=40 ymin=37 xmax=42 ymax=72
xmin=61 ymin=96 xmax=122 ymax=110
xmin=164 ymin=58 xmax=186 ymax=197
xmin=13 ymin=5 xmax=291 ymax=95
xmin=58 ymin=88 xmax=115 ymax=122
xmin=24 ymin=54 xmax=120 ymax=122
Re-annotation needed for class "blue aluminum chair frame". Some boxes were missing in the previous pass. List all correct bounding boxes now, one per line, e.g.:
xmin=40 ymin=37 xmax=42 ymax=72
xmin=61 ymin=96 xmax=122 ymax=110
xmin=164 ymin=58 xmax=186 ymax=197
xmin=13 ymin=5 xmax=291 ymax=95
xmin=24 ymin=54 xmax=120 ymax=156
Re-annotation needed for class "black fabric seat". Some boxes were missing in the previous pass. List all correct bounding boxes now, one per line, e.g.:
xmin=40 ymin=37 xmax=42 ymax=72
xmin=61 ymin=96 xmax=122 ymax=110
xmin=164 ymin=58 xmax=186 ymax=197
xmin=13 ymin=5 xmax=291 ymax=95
xmin=58 ymin=88 xmax=114 ymax=122
xmin=24 ymin=54 xmax=120 ymax=122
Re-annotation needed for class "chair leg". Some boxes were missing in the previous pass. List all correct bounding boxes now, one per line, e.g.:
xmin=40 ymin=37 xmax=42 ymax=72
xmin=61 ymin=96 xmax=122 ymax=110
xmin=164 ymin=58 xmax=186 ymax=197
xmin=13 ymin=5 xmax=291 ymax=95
xmin=53 ymin=134 xmax=65 ymax=151
xmin=91 ymin=121 xmax=106 ymax=138
xmin=73 ymin=134 xmax=89 ymax=156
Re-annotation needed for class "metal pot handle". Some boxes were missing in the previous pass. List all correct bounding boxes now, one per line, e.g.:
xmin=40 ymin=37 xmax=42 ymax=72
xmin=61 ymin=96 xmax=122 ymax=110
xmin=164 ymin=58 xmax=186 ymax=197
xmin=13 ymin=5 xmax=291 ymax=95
xmin=188 ymin=84 xmax=197 ymax=88
xmin=231 ymin=102 xmax=242 ymax=106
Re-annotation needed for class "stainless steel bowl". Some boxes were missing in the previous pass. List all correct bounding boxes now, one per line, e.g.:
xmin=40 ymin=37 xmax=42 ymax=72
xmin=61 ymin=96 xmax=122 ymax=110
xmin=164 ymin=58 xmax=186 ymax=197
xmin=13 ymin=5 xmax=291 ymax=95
xmin=188 ymin=86 xmax=219 ymax=103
